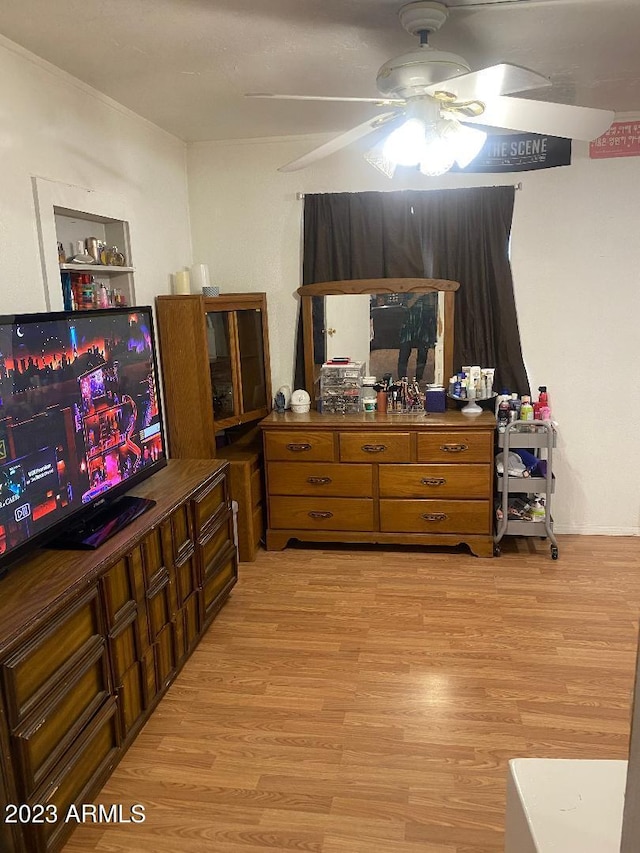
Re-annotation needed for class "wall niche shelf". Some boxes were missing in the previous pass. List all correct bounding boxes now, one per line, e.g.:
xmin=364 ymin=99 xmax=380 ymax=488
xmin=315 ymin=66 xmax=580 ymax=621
xmin=33 ymin=178 xmax=137 ymax=311
xmin=59 ymin=264 xmax=135 ymax=273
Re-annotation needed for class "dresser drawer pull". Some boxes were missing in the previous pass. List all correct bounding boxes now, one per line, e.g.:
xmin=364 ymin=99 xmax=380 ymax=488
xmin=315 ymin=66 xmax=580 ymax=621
xmin=440 ymin=443 xmax=468 ymax=453
xmin=421 ymin=477 xmax=446 ymax=487
xmin=421 ymin=512 xmax=448 ymax=522
xmin=307 ymin=476 xmax=332 ymax=485
xmin=286 ymin=442 xmax=312 ymax=452
xmin=308 ymin=511 xmax=333 ymax=519
xmin=361 ymin=444 xmax=387 ymax=453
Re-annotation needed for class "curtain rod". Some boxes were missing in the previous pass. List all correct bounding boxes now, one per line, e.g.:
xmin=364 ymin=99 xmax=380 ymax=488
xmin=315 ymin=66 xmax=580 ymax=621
xmin=296 ymin=183 xmax=523 ymax=200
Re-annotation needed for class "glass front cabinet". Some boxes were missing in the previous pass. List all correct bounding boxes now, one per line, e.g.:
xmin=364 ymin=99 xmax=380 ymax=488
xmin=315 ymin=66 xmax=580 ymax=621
xmin=156 ymin=292 xmax=272 ymax=564
xmin=205 ymin=300 xmax=269 ymax=429
xmin=155 ymin=292 xmax=272 ymax=457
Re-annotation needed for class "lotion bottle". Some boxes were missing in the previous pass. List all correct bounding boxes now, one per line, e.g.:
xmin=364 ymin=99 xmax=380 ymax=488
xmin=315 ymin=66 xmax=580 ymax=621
xmin=520 ymin=396 xmax=534 ymax=421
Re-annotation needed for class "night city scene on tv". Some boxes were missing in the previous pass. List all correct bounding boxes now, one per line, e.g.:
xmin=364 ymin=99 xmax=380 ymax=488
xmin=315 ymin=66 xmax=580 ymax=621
xmin=0 ymin=310 xmax=165 ymax=559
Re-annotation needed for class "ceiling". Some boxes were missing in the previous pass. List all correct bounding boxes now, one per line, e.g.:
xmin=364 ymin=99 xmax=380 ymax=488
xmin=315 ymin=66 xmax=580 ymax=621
xmin=0 ymin=0 xmax=638 ymax=143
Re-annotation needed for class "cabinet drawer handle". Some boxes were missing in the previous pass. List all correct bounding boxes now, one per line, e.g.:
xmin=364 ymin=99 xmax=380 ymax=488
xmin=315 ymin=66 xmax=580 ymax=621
xmin=421 ymin=477 xmax=446 ymax=486
xmin=421 ymin=512 xmax=448 ymax=522
xmin=307 ymin=476 xmax=332 ymax=485
xmin=308 ymin=511 xmax=333 ymax=519
xmin=361 ymin=444 xmax=387 ymax=453
xmin=440 ymin=443 xmax=468 ymax=453
xmin=286 ymin=442 xmax=312 ymax=452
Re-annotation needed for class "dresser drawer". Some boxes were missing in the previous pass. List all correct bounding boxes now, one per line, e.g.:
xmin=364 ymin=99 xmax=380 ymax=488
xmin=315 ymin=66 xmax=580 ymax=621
xmin=339 ymin=432 xmax=411 ymax=463
xmin=417 ymin=431 xmax=492 ymax=463
xmin=1 ymin=588 xmax=103 ymax=728
xmin=203 ymin=546 xmax=238 ymax=618
xmin=379 ymin=464 xmax=491 ymax=499
xmin=380 ymin=499 xmax=491 ymax=534
xmin=268 ymin=462 xmax=374 ymax=497
xmin=12 ymin=641 xmax=110 ymax=798
xmin=27 ymin=699 xmax=119 ymax=853
xmin=192 ymin=471 xmax=228 ymax=538
xmin=265 ymin=431 xmax=335 ymax=462
xmin=200 ymin=511 xmax=234 ymax=576
xmin=269 ymin=496 xmax=374 ymax=531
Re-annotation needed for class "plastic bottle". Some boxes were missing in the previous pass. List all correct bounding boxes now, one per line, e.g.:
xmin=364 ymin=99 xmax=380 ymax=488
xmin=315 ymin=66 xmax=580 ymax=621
xmin=509 ymin=393 xmax=521 ymax=423
xmin=520 ymin=395 xmax=534 ymax=421
xmin=538 ymin=404 xmax=552 ymax=421
xmin=534 ymin=386 xmax=550 ymax=420
xmin=98 ymin=281 xmax=110 ymax=309
xmin=527 ymin=496 xmax=546 ymax=521
xmin=495 ymin=388 xmax=510 ymax=417
xmin=497 ymin=395 xmax=511 ymax=432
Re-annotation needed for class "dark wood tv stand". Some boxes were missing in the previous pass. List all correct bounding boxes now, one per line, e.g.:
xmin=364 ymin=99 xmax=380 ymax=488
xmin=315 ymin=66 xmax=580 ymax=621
xmin=0 ymin=459 xmax=237 ymax=853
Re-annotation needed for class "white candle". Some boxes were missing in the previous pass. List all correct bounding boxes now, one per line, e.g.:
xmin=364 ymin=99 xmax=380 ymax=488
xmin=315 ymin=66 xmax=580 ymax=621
xmin=173 ymin=270 xmax=191 ymax=295
xmin=190 ymin=263 xmax=210 ymax=290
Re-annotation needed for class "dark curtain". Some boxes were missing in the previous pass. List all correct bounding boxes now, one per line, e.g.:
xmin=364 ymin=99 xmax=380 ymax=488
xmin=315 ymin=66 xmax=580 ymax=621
xmin=295 ymin=187 xmax=529 ymax=397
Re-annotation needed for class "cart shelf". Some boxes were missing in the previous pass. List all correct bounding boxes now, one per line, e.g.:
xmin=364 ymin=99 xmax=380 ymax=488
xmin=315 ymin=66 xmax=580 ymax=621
xmin=494 ymin=420 xmax=558 ymax=560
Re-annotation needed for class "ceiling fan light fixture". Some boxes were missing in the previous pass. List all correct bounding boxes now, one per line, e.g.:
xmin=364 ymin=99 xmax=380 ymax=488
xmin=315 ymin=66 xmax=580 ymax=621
xmin=380 ymin=111 xmax=486 ymax=177
xmin=383 ymin=118 xmax=429 ymax=166
xmin=438 ymin=118 xmax=488 ymax=168
xmin=418 ymin=133 xmax=456 ymax=176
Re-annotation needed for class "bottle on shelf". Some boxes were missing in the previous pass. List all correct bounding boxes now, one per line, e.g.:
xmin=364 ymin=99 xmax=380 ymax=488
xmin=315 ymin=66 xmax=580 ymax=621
xmin=497 ymin=392 xmax=511 ymax=432
xmin=69 ymin=240 xmax=95 ymax=264
xmin=534 ymin=386 xmax=551 ymax=420
xmin=520 ymin=395 xmax=534 ymax=421
xmin=85 ymin=237 xmax=100 ymax=263
xmin=98 ymin=281 xmax=110 ymax=309
xmin=495 ymin=388 xmax=510 ymax=416
xmin=509 ymin=392 xmax=521 ymax=422
xmin=107 ymin=246 xmax=126 ymax=266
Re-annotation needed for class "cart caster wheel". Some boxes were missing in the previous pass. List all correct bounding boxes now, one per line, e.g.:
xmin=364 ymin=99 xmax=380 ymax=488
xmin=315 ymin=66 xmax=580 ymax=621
xmin=551 ymin=546 xmax=559 ymax=560
xmin=494 ymin=543 xmax=501 ymax=557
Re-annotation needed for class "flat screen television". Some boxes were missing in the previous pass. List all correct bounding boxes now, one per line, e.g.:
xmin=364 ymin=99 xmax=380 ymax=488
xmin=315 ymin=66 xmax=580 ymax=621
xmin=0 ymin=306 xmax=167 ymax=575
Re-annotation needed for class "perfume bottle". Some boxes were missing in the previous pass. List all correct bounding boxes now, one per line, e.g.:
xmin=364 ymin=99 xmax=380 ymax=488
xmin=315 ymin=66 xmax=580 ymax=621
xmin=69 ymin=240 xmax=95 ymax=264
xmin=107 ymin=246 xmax=126 ymax=266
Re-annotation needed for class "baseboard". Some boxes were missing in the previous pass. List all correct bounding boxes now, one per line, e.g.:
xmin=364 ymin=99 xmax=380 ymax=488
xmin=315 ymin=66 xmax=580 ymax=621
xmin=553 ymin=525 xmax=640 ymax=536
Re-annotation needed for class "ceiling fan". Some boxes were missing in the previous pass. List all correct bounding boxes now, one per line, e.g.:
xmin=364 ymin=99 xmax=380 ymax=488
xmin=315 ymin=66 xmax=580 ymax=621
xmin=247 ymin=0 xmax=614 ymax=174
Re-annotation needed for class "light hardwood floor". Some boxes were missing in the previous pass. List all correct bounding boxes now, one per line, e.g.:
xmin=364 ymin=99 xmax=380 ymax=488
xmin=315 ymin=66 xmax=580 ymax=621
xmin=63 ymin=535 xmax=640 ymax=853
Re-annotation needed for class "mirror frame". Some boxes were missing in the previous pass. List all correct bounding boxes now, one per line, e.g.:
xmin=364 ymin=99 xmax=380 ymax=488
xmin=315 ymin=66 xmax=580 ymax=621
xmin=297 ymin=278 xmax=460 ymax=395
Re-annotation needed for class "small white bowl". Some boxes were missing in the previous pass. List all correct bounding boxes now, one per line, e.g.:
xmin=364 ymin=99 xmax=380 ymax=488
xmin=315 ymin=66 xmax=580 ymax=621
xmin=291 ymin=403 xmax=310 ymax=413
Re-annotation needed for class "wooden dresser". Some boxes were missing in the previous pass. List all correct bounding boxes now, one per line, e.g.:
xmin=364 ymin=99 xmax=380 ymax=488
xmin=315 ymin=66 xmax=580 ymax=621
xmin=0 ymin=460 xmax=236 ymax=853
xmin=261 ymin=410 xmax=495 ymax=558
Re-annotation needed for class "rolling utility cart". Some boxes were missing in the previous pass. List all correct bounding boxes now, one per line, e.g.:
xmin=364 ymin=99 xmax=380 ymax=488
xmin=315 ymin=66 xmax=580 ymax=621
xmin=494 ymin=420 xmax=559 ymax=559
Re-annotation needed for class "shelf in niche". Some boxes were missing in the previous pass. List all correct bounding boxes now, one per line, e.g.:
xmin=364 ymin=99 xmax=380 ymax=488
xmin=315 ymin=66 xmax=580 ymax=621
xmin=60 ymin=264 xmax=135 ymax=274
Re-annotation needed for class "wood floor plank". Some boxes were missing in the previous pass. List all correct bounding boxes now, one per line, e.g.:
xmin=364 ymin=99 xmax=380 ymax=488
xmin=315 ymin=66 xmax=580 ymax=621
xmin=62 ymin=534 xmax=640 ymax=852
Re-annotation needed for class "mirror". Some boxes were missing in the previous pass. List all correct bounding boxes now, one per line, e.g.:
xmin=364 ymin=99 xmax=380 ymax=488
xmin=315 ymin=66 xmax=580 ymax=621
xmin=298 ymin=278 xmax=459 ymax=396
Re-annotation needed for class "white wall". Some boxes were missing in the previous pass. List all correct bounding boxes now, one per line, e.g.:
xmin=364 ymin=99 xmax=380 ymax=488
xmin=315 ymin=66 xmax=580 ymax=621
xmin=0 ymin=35 xmax=192 ymax=314
xmin=187 ymin=133 xmax=640 ymax=536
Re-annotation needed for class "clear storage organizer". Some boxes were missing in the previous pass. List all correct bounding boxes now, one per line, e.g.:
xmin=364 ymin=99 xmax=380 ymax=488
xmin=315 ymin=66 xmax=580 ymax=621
xmin=320 ymin=361 xmax=365 ymax=414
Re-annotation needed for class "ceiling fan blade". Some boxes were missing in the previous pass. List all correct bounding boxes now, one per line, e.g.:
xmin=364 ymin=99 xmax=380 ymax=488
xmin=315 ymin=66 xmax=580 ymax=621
xmin=426 ymin=63 xmax=551 ymax=103
xmin=462 ymin=96 xmax=615 ymax=141
xmin=278 ymin=112 xmax=402 ymax=172
xmin=246 ymin=93 xmax=405 ymax=105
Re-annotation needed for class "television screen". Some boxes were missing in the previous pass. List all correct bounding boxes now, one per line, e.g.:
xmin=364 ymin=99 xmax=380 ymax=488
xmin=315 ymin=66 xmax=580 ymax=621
xmin=0 ymin=307 xmax=166 ymax=572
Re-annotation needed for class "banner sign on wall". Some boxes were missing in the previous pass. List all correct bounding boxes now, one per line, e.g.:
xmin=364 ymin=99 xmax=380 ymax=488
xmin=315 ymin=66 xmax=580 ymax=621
xmin=454 ymin=132 xmax=572 ymax=173
xmin=589 ymin=121 xmax=640 ymax=159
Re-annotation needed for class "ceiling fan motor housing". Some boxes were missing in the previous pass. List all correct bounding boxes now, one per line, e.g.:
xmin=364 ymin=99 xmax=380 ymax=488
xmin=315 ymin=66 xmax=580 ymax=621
xmin=377 ymin=3 xmax=470 ymax=98
xmin=376 ymin=46 xmax=471 ymax=98
xmin=398 ymin=1 xmax=450 ymax=36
